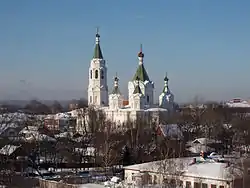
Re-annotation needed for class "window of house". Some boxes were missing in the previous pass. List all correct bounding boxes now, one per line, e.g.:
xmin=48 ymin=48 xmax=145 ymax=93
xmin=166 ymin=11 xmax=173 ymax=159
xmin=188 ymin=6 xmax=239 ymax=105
xmin=170 ymin=179 xmax=176 ymax=186
xmin=132 ymin=173 xmax=135 ymax=181
xmin=202 ymin=183 xmax=208 ymax=188
xmin=95 ymin=70 xmax=98 ymax=79
xmin=186 ymin=181 xmax=191 ymax=188
xmin=90 ymin=96 xmax=92 ymax=103
xmin=101 ymin=70 xmax=104 ymax=79
xmin=148 ymin=175 xmax=152 ymax=184
xmin=8 ymin=131 xmax=15 ymax=137
xmin=247 ymin=168 xmax=250 ymax=175
xmin=194 ymin=182 xmax=201 ymax=188
xmin=211 ymin=185 xmax=216 ymax=188
xmin=219 ymin=186 xmax=224 ymax=188
xmin=90 ymin=70 xmax=92 ymax=79
xmin=179 ymin=180 xmax=183 ymax=187
xmin=153 ymin=175 xmax=157 ymax=184
xmin=163 ymin=178 xmax=169 ymax=184
xmin=147 ymin=95 xmax=149 ymax=103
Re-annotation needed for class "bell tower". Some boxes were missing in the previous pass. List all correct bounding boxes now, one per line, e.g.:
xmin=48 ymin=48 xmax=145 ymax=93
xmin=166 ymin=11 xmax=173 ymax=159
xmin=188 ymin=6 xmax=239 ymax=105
xmin=87 ymin=28 xmax=108 ymax=107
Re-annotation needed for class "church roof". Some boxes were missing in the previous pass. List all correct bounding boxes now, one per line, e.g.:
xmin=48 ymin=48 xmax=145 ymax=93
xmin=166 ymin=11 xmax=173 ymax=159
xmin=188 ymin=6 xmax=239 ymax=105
xmin=133 ymin=77 xmax=142 ymax=94
xmin=132 ymin=64 xmax=150 ymax=81
xmin=162 ymin=74 xmax=170 ymax=93
xmin=111 ymin=86 xmax=121 ymax=95
xmin=93 ymin=42 xmax=103 ymax=59
xmin=93 ymin=32 xmax=103 ymax=59
xmin=162 ymin=85 xmax=169 ymax=93
xmin=133 ymin=85 xmax=142 ymax=94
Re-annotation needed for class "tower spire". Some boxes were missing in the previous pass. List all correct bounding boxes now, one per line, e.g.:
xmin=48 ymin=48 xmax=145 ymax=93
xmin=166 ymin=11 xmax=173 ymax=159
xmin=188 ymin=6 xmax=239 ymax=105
xmin=132 ymin=44 xmax=150 ymax=81
xmin=93 ymin=27 xmax=103 ymax=59
xmin=111 ymin=73 xmax=121 ymax=94
xmin=114 ymin=72 xmax=119 ymax=87
xmin=163 ymin=72 xmax=169 ymax=93
xmin=95 ymin=27 xmax=100 ymax=44
xmin=138 ymin=44 xmax=144 ymax=65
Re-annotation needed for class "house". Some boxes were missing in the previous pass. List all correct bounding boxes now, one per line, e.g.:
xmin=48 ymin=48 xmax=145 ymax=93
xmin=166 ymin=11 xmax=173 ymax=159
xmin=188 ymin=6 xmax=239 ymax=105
xmin=186 ymin=138 xmax=223 ymax=154
xmin=0 ymin=112 xmax=33 ymax=139
xmin=19 ymin=126 xmax=39 ymax=139
xmin=0 ymin=124 xmax=20 ymax=138
xmin=124 ymin=156 xmax=246 ymax=188
xmin=0 ymin=144 xmax=26 ymax=160
xmin=44 ymin=112 xmax=76 ymax=131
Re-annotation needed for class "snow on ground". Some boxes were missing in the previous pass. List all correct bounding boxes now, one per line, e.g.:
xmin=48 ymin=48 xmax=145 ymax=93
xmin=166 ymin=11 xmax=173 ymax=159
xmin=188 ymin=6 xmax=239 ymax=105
xmin=79 ymin=183 xmax=105 ymax=188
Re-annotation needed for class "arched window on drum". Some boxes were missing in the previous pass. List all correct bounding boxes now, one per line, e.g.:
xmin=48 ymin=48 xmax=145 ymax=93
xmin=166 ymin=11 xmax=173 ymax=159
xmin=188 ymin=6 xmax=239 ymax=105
xmin=90 ymin=70 xmax=92 ymax=79
xmin=95 ymin=70 xmax=98 ymax=79
xmin=101 ymin=70 xmax=104 ymax=79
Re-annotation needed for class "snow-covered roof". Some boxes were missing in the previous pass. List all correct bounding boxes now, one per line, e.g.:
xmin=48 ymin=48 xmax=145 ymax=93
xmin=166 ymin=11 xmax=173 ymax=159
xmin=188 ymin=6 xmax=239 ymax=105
xmin=25 ymin=133 xmax=56 ymax=142
xmin=54 ymin=132 xmax=73 ymax=138
xmin=102 ymin=107 xmax=168 ymax=112
xmin=0 ymin=145 xmax=21 ymax=156
xmin=191 ymin=138 xmax=220 ymax=145
xmin=74 ymin=147 xmax=95 ymax=156
xmin=0 ymin=122 xmax=19 ymax=135
xmin=124 ymin=157 xmax=242 ymax=181
xmin=19 ymin=126 xmax=39 ymax=134
xmin=0 ymin=112 xmax=30 ymax=122
xmin=45 ymin=111 xmax=78 ymax=120
xmin=226 ymin=99 xmax=250 ymax=108
xmin=187 ymin=144 xmax=215 ymax=154
xmin=146 ymin=108 xmax=168 ymax=112
xmin=79 ymin=184 xmax=105 ymax=188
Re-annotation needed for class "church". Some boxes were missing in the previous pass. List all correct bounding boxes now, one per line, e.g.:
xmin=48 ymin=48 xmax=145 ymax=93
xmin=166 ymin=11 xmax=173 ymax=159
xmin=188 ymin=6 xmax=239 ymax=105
xmin=87 ymin=30 xmax=176 ymax=125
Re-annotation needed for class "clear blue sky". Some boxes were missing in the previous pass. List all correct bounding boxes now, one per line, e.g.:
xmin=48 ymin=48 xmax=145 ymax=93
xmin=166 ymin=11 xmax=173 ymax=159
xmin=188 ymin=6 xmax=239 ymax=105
xmin=0 ymin=0 xmax=250 ymax=102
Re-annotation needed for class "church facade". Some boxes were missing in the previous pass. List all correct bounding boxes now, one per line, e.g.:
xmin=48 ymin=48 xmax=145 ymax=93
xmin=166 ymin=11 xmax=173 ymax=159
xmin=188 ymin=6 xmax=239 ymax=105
xmin=87 ymin=30 xmax=176 ymax=125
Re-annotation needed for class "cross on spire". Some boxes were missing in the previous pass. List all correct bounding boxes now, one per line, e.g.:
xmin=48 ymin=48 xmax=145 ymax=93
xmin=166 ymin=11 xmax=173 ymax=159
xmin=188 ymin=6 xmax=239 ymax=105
xmin=114 ymin=72 xmax=119 ymax=82
xmin=96 ymin=27 xmax=99 ymax=35
xmin=93 ymin=27 xmax=103 ymax=59
xmin=164 ymin=72 xmax=169 ymax=82
xmin=138 ymin=43 xmax=144 ymax=60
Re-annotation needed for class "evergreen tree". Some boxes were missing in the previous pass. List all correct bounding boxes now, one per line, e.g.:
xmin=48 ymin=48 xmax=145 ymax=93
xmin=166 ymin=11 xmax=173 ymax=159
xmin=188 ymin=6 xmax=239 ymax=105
xmin=122 ymin=145 xmax=132 ymax=166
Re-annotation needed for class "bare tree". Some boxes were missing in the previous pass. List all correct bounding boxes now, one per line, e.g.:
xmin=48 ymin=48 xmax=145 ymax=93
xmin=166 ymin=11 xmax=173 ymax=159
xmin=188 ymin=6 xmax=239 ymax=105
xmin=50 ymin=100 xmax=64 ymax=113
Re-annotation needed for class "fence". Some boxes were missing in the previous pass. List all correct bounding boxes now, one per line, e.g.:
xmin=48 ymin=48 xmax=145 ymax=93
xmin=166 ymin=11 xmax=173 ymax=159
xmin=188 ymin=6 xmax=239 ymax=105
xmin=39 ymin=179 xmax=80 ymax=188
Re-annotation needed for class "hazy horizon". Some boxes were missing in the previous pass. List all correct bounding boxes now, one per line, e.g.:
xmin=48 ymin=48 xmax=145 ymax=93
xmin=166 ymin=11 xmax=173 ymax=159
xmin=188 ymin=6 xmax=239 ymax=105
xmin=1 ymin=1 xmax=250 ymax=103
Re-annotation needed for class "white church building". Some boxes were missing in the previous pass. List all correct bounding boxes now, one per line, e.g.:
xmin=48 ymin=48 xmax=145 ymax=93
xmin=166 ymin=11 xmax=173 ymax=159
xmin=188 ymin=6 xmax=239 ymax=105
xmin=87 ymin=30 xmax=176 ymax=125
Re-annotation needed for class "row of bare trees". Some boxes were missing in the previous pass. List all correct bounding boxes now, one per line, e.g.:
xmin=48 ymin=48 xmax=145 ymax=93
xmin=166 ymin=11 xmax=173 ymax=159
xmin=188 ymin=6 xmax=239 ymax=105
xmin=0 ymin=99 xmax=88 ymax=114
xmin=1 ymin=102 xmax=250 ymax=186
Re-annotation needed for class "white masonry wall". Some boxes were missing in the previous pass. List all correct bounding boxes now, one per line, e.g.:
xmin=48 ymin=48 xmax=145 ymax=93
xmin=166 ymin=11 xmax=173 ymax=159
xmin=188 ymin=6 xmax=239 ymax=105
xmin=88 ymin=58 xmax=108 ymax=107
